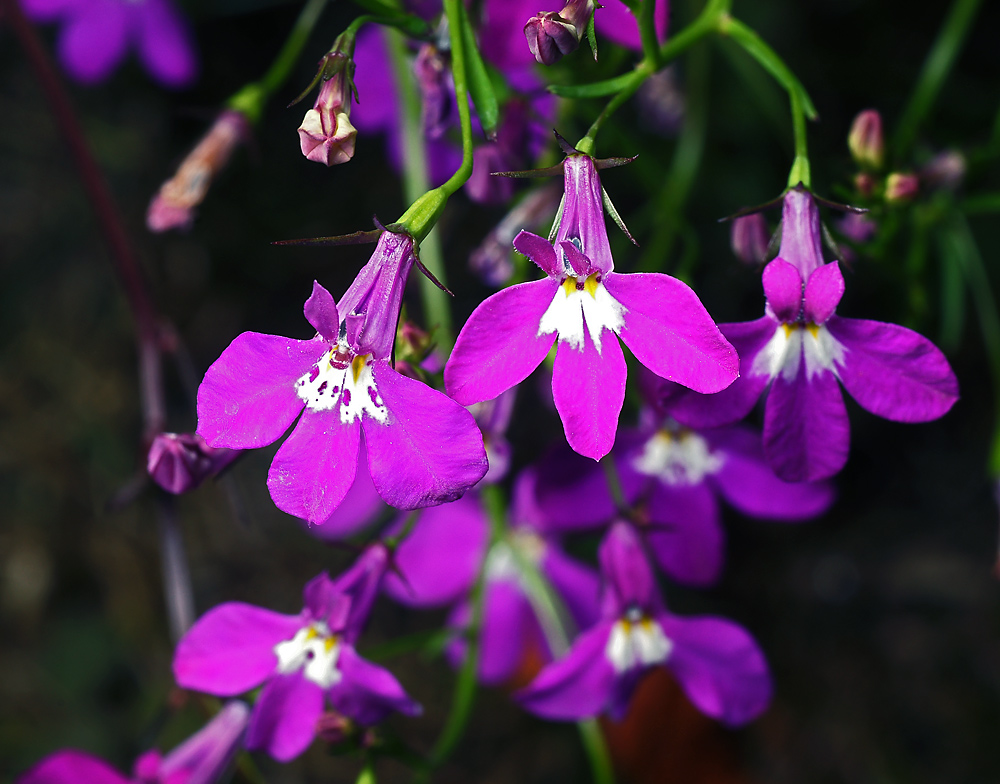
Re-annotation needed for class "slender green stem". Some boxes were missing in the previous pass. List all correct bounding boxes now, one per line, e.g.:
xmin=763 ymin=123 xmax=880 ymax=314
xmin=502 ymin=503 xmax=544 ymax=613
xmin=578 ymin=719 xmax=616 ymax=784
xmin=787 ymin=87 xmax=811 ymax=187
xmin=440 ymin=0 xmax=476 ymax=196
xmin=638 ymin=0 xmax=661 ymax=68
xmin=386 ymin=29 xmax=453 ymax=349
xmin=893 ymin=0 xmax=983 ymax=159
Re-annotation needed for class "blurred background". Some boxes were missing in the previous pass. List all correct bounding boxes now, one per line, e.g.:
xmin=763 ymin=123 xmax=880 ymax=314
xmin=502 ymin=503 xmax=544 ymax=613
xmin=3 ymin=0 xmax=1000 ymax=781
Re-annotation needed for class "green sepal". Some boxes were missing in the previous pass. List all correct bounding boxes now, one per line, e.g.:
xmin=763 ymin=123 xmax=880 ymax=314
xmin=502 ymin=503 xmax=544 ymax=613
xmin=459 ymin=3 xmax=499 ymax=139
xmin=585 ymin=12 xmax=598 ymax=60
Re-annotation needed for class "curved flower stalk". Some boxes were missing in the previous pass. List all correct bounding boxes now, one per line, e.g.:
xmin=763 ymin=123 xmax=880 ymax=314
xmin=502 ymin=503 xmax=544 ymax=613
xmin=381 ymin=492 xmax=600 ymax=685
xmin=196 ymin=229 xmax=488 ymax=524
xmin=174 ymin=551 xmax=420 ymax=762
xmin=18 ymin=701 xmax=249 ymax=784
xmin=516 ymin=521 xmax=772 ymax=724
xmin=670 ymin=189 xmax=960 ymax=482
xmin=20 ymin=0 xmax=197 ymax=87
xmin=445 ymin=151 xmax=738 ymax=460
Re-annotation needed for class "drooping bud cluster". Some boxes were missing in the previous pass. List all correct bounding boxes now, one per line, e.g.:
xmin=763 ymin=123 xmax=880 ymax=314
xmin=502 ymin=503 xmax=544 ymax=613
xmin=524 ymin=0 xmax=596 ymax=65
xmin=298 ymin=47 xmax=359 ymax=167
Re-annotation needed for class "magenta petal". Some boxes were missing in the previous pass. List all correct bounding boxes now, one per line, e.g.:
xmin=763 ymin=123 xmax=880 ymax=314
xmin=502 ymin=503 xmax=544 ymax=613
xmin=644 ymin=483 xmax=724 ymax=587
xmin=479 ymin=579 xmax=541 ymax=684
xmin=197 ymin=332 xmax=321 ymax=449
xmin=58 ymin=0 xmax=128 ymax=84
xmin=330 ymin=646 xmax=421 ymax=725
xmin=707 ymin=426 xmax=835 ymax=521
xmin=19 ymin=0 xmax=80 ymax=22
xmin=552 ymin=326 xmax=626 ymax=460
xmin=668 ymin=317 xmax=780 ymax=428
xmin=303 ymin=281 xmax=340 ymax=341
xmin=776 ymin=189 xmax=825 ymax=279
xmin=826 ymin=316 xmax=959 ymax=422
xmin=156 ymin=700 xmax=250 ymax=784
xmin=268 ymin=411 xmax=360 ymax=524
xmin=542 ymin=544 xmax=601 ymax=630
xmin=761 ymin=259 xmax=804 ymax=322
xmin=18 ymin=750 xmax=131 ymax=784
xmin=383 ymin=495 xmax=489 ymax=607
xmin=764 ymin=362 xmax=849 ymax=482
xmin=366 ymin=364 xmax=487 ymax=509
xmin=513 ymin=230 xmax=561 ymax=278
xmin=516 ymin=622 xmax=617 ymax=720
xmin=173 ymin=603 xmax=301 ymax=695
xmin=599 ymin=522 xmax=661 ymax=615
xmin=446 ymin=278 xmax=558 ymax=405
xmin=246 ymin=673 xmax=323 ymax=762
xmin=660 ymin=614 xmax=772 ymax=726
xmin=559 ymin=239 xmax=593 ymax=277
xmin=606 ymin=272 xmax=738 ymax=394
xmin=598 ymin=0 xmax=668 ymax=49
xmin=309 ymin=435 xmax=385 ymax=540
xmin=803 ymin=262 xmax=845 ymax=324
xmin=133 ymin=0 xmax=197 ymax=88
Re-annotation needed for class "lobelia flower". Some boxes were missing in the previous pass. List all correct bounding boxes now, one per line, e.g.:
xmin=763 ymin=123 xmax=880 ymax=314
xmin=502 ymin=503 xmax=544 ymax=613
xmin=669 ymin=188 xmax=959 ymax=482
xmin=298 ymin=51 xmax=358 ymax=167
xmin=18 ymin=700 xmax=249 ymax=784
xmin=516 ymin=521 xmax=772 ymax=723
xmin=174 ymin=551 xmax=420 ymax=762
xmin=21 ymin=0 xmax=197 ymax=87
xmin=445 ymin=150 xmax=738 ymax=460
xmin=196 ymin=228 xmax=488 ymax=523
xmin=147 ymin=110 xmax=250 ymax=232
xmin=730 ymin=212 xmax=772 ymax=266
xmin=146 ymin=432 xmax=240 ymax=495
xmin=524 ymin=0 xmax=597 ymax=65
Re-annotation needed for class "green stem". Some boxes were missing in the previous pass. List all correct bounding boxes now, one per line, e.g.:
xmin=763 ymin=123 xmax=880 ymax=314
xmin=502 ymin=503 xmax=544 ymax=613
xmin=386 ymin=29 xmax=453 ymax=349
xmin=440 ymin=0 xmax=476 ymax=196
xmin=638 ymin=0 xmax=661 ymax=68
xmin=229 ymin=0 xmax=331 ymax=121
xmin=578 ymin=719 xmax=616 ymax=784
xmin=893 ymin=0 xmax=983 ymax=159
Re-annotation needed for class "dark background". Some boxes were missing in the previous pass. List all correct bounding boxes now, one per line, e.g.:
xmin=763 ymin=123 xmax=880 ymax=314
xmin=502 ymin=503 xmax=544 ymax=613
xmin=3 ymin=0 xmax=1000 ymax=781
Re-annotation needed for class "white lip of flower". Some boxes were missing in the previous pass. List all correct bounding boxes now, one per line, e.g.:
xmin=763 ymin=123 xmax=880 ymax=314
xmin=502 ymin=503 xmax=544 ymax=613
xmin=538 ymin=273 xmax=626 ymax=353
xmin=633 ymin=429 xmax=724 ymax=485
xmin=274 ymin=621 xmax=342 ymax=689
xmin=605 ymin=607 xmax=672 ymax=674
xmin=296 ymin=347 xmax=388 ymax=425
xmin=752 ymin=322 xmax=846 ymax=382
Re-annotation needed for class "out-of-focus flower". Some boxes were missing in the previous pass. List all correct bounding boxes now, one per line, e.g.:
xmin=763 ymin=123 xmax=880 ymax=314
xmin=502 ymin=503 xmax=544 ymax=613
xmin=468 ymin=389 xmax=518 ymax=483
xmin=920 ymin=150 xmax=966 ymax=192
xmin=174 ymin=555 xmax=420 ymax=762
xmin=669 ymin=188 xmax=959 ymax=482
xmin=516 ymin=522 xmax=772 ymax=723
xmin=18 ymin=701 xmax=249 ymax=784
xmin=146 ymin=432 xmax=240 ymax=495
xmin=885 ymin=172 xmax=919 ymax=203
xmin=637 ymin=66 xmax=685 ymax=137
xmin=147 ymin=110 xmax=249 ymax=232
xmin=730 ymin=212 xmax=771 ymax=266
xmin=446 ymin=151 xmax=737 ymax=461
xmin=196 ymin=232 xmax=487 ymax=522
xmin=848 ymin=109 xmax=884 ymax=170
xmin=21 ymin=0 xmax=197 ymax=87
xmin=414 ymin=43 xmax=453 ymax=139
xmin=298 ymin=52 xmax=358 ymax=167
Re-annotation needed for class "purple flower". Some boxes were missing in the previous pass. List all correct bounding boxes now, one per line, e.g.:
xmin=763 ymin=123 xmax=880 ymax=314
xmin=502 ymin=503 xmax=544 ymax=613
xmin=146 ymin=432 xmax=239 ymax=495
xmin=730 ymin=212 xmax=771 ymax=266
xmin=445 ymin=152 xmax=737 ymax=460
xmin=196 ymin=230 xmax=488 ymax=523
xmin=18 ymin=701 xmax=249 ymax=784
xmin=298 ymin=56 xmax=358 ymax=167
xmin=174 ymin=553 xmax=420 ymax=762
xmin=516 ymin=521 xmax=771 ymax=723
xmin=21 ymin=0 xmax=197 ymax=87
xmin=524 ymin=0 xmax=596 ymax=66
xmin=670 ymin=189 xmax=959 ymax=482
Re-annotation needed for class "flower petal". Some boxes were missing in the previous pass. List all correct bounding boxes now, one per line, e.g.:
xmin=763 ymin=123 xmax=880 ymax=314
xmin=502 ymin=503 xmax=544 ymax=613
xmin=133 ymin=0 xmax=197 ymax=88
xmin=58 ymin=0 xmax=128 ymax=84
xmin=598 ymin=0 xmax=669 ymax=49
xmin=366 ymin=364 xmax=488 ymax=509
xmin=303 ymin=281 xmax=340 ymax=341
xmin=542 ymin=544 xmax=601 ymax=630
xmin=267 ymin=411 xmax=360 ymax=525
xmin=445 ymin=278 xmax=559 ymax=405
xmin=197 ymin=332 xmax=321 ymax=449
xmin=599 ymin=521 xmax=662 ymax=615
xmin=606 ymin=272 xmax=738 ymax=394
xmin=659 ymin=614 xmax=772 ymax=726
xmin=667 ymin=317 xmax=780 ymax=428
xmin=308 ymin=434 xmax=385 ymax=539
xmin=761 ymin=259 xmax=803 ymax=322
xmin=803 ymin=261 xmax=845 ymax=324
xmin=383 ymin=495 xmax=489 ymax=607
xmin=246 ymin=672 xmax=323 ymax=762
xmin=330 ymin=646 xmax=421 ymax=725
xmin=644 ymin=483 xmax=724 ymax=587
xmin=480 ymin=579 xmax=541 ymax=684
xmin=552 ymin=326 xmax=626 ymax=460
xmin=763 ymin=360 xmax=849 ymax=482
xmin=18 ymin=750 xmax=131 ymax=784
xmin=516 ymin=622 xmax=617 ymax=720
xmin=707 ymin=426 xmax=835 ymax=520
xmin=826 ymin=316 xmax=959 ymax=422
xmin=513 ymin=230 xmax=561 ymax=278
xmin=173 ymin=603 xmax=302 ymax=695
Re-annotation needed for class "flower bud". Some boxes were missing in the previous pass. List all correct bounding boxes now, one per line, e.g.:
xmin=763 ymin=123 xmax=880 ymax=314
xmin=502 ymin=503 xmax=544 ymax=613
xmin=885 ymin=172 xmax=919 ymax=203
xmin=298 ymin=56 xmax=358 ymax=167
xmin=730 ymin=212 xmax=770 ymax=265
xmin=147 ymin=432 xmax=239 ymax=494
xmin=524 ymin=0 xmax=595 ymax=65
xmin=848 ymin=109 xmax=884 ymax=170
xmin=854 ymin=171 xmax=876 ymax=198
xmin=147 ymin=110 xmax=249 ymax=232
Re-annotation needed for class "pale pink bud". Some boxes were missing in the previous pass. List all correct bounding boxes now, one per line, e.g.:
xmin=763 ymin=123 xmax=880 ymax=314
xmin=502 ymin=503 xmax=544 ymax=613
xmin=298 ymin=74 xmax=357 ymax=166
xmin=730 ymin=213 xmax=770 ymax=265
xmin=848 ymin=109 xmax=884 ymax=170
xmin=885 ymin=172 xmax=919 ymax=203
xmin=524 ymin=0 xmax=595 ymax=65
xmin=147 ymin=110 xmax=249 ymax=232
xmin=147 ymin=432 xmax=239 ymax=494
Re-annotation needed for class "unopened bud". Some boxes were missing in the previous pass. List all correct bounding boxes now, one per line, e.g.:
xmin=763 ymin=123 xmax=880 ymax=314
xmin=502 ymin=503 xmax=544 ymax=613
xmin=730 ymin=213 xmax=770 ymax=265
xmin=298 ymin=59 xmax=357 ymax=166
xmin=147 ymin=433 xmax=239 ymax=494
xmin=524 ymin=0 xmax=595 ymax=65
xmin=854 ymin=171 xmax=876 ymax=198
xmin=848 ymin=109 xmax=884 ymax=170
xmin=147 ymin=110 xmax=249 ymax=232
xmin=885 ymin=172 xmax=919 ymax=203
xmin=921 ymin=149 xmax=966 ymax=192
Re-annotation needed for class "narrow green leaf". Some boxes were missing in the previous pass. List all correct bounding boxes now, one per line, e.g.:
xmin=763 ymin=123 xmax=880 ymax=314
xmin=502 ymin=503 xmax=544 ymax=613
xmin=548 ymin=71 xmax=637 ymax=98
xmin=459 ymin=3 xmax=499 ymax=138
